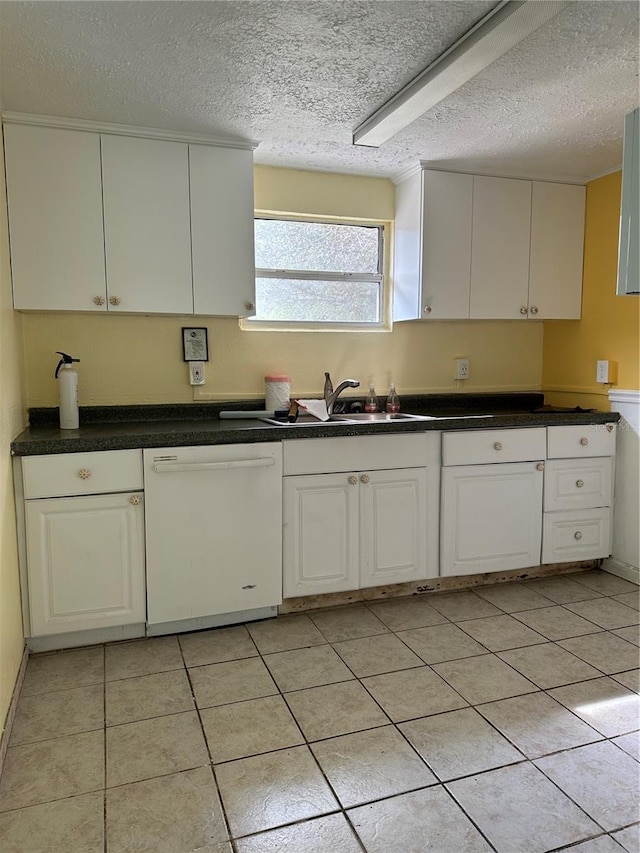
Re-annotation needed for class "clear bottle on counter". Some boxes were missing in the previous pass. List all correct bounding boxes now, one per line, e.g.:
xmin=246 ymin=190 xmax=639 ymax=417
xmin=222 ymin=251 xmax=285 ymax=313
xmin=365 ymin=384 xmax=379 ymax=413
xmin=385 ymin=383 xmax=400 ymax=413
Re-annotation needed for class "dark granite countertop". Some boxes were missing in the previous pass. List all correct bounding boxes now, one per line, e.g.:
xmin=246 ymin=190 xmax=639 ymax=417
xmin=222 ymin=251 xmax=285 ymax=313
xmin=11 ymin=393 xmax=620 ymax=456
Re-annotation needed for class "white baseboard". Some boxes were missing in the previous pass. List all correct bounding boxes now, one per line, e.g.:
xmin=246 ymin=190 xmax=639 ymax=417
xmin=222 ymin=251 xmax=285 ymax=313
xmin=0 ymin=645 xmax=28 ymax=777
xmin=603 ymin=557 xmax=639 ymax=585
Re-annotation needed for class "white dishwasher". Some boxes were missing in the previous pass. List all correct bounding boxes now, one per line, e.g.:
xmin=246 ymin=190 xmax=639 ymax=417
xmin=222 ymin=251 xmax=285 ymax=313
xmin=143 ymin=442 xmax=283 ymax=632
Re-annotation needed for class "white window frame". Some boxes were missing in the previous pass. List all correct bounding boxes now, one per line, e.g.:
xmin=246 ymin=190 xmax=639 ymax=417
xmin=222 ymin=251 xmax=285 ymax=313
xmin=241 ymin=214 xmax=391 ymax=332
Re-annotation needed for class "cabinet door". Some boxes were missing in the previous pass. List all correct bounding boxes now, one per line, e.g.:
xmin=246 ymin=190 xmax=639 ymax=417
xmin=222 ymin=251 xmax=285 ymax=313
xmin=441 ymin=462 xmax=543 ymax=576
xmin=360 ymin=468 xmax=435 ymax=588
xmin=529 ymin=182 xmax=585 ymax=319
xmin=190 ymin=144 xmax=256 ymax=316
xmin=101 ymin=135 xmax=193 ymax=314
xmin=4 ymin=124 xmax=106 ymax=311
xmin=470 ymin=176 xmax=532 ymax=319
xmin=283 ymin=473 xmax=359 ymax=597
xmin=25 ymin=493 xmax=145 ymax=636
xmin=421 ymin=171 xmax=473 ymax=319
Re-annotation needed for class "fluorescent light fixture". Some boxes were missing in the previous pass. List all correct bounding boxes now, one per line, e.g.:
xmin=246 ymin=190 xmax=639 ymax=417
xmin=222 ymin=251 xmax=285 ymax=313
xmin=353 ymin=0 xmax=570 ymax=148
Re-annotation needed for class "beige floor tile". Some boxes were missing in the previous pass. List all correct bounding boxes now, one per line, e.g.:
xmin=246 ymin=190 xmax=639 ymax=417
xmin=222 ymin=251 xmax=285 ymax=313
xmin=613 ymin=591 xmax=640 ymax=610
xmin=535 ymin=741 xmax=640 ymax=831
xmin=477 ymin=692 xmax=603 ymax=758
xmin=263 ymin=644 xmax=354 ymax=692
xmin=400 ymin=707 xmax=523 ymax=781
xmin=558 ymin=633 xmax=640 ymax=675
xmin=311 ymin=725 xmax=437 ymax=807
xmin=106 ymin=766 xmax=228 ymax=853
xmin=216 ymin=745 xmax=338 ymax=837
xmin=247 ymin=614 xmax=325 ymax=654
xmin=611 ymin=731 xmax=640 ymax=761
xmin=105 ymin=636 xmax=183 ymax=681
xmin=458 ymin=614 xmax=546 ymax=651
xmin=9 ymin=684 xmax=104 ymax=746
xmin=362 ymin=666 xmax=468 ymax=722
xmin=0 ymin=792 xmax=104 ymax=853
xmin=513 ymin=605 xmax=602 ymax=640
xmin=447 ymin=762 xmax=600 ymax=852
xmin=201 ymin=695 xmax=304 ymax=763
xmin=106 ymin=711 xmax=208 ymax=787
xmin=0 ymin=730 xmax=104 ymax=812
xmin=178 ymin=625 xmax=258 ymax=667
xmin=348 ymin=785 xmax=493 ymax=853
xmin=332 ymin=633 xmax=423 ymax=677
xmin=189 ymin=657 xmax=277 ymax=709
xmin=285 ymin=681 xmax=388 ymax=741
xmin=498 ymin=643 xmax=601 ymax=688
xmin=613 ymin=668 xmax=640 ymax=692
xmin=433 ymin=654 xmax=537 ymax=704
xmin=308 ymin=604 xmax=389 ymax=641
xmin=568 ymin=838 xmax=636 ymax=853
xmin=20 ymin=647 xmax=104 ymax=696
xmin=474 ymin=583 xmax=554 ymax=612
xmin=522 ymin=575 xmax=604 ymax=604
xmin=106 ymin=668 xmax=194 ymax=726
xmin=572 ymin=570 xmax=639 ymax=596
xmin=565 ymin=598 xmax=640 ymax=630
xmin=613 ymin=625 xmax=640 ymax=646
xmin=426 ymin=590 xmax=502 ymax=621
xmin=612 ymin=825 xmax=640 ymax=853
xmin=548 ymin=677 xmax=640 ymax=737
xmin=365 ymin=596 xmax=449 ymax=631
xmin=397 ymin=623 xmax=487 ymax=664
xmin=235 ymin=813 xmax=362 ymax=853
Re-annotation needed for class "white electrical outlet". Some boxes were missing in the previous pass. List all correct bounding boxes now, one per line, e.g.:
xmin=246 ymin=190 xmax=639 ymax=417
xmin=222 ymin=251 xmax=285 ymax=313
xmin=189 ymin=362 xmax=205 ymax=385
xmin=455 ymin=358 xmax=470 ymax=380
xmin=596 ymin=360 xmax=610 ymax=384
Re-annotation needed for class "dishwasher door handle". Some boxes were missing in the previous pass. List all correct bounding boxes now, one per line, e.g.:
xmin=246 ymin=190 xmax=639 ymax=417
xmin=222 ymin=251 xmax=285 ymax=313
xmin=153 ymin=457 xmax=276 ymax=473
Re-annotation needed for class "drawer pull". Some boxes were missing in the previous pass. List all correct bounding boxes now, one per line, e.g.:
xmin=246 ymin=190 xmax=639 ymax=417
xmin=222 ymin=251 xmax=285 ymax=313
xmin=536 ymin=462 xmax=544 ymax=471
xmin=360 ymin=474 xmax=370 ymax=484
xmin=348 ymin=475 xmax=358 ymax=485
xmin=606 ymin=424 xmax=614 ymax=433
xmin=493 ymin=442 xmax=503 ymax=451
xmin=129 ymin=495 xmax=142 ymax=506
xmin=78 ymin=468 xmax=91 ymax=480
xmin=93 ymin=295 xmax=105 ymax=306
xmin=574 ymin=531 xmax=583 ymax=540
xmin=576 ymin=479 xmax=585 ymax=488
xmin=580 ymin=437 xmax=589 ymax=446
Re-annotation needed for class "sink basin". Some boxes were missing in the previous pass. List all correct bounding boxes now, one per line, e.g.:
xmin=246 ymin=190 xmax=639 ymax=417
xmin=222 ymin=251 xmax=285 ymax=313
xmin=259 ymin=415 xmax=348 ymax=426
xmin=332 ymin=412 xmax=434 ymax=423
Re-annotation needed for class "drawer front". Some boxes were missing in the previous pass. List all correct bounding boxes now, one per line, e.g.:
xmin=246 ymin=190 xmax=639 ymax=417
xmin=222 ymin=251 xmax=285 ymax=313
xmin=283 ymin=433 xmax=439 ymax=476
xmin=542 ymin=508 xmax=611 ymax=564
xmin=23 ymin=450 xmax=143 ymax=499
xmin=544 ymin=458 xmax=613 ymax=511
xmin=442 ymin=428 xmax=546 ymax=466
xmin=547 ymin=424 xmax=616 ymax=459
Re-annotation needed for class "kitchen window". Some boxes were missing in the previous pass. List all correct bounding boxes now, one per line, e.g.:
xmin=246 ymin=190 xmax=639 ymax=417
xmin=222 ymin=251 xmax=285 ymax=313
xmin=245 ymin=217 xmax=388 ymax=329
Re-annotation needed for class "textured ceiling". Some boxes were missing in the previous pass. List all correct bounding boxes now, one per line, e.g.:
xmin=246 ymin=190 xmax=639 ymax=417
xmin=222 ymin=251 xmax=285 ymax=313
xmin=0 ymin=1 xmax=638 ymax=181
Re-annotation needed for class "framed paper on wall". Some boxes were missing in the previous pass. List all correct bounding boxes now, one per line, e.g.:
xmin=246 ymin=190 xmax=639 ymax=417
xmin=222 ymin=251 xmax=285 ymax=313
xmin=182 ymin=327 xmax=209 ymax=361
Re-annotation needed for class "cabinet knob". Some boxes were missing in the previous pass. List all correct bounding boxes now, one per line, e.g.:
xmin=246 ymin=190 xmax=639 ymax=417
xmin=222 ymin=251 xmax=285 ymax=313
xmin=606 ymin=423 xmax=614 ymax=433
xmin=109 ymin=296 xmax=121 ymax=306
xmin=348 ymin=475 xmax=358 ymax=485
xmin=360 ymin=474 xmax=370 ymax=484
xmin=93 ymin=296 xmax=105 ymax=306
xmin=520 ymin=307 xmax=528 ymax=316
xmin=530 ymin=306 xmax=539 ymax=315
xmin=576 ymin=479 xmax=585 ymax=488
xmin=574 ymin=531 xmax=583 ymax=540
xmin=78 ymin=468 xmax=91 ymax=480
xmin=130 ymin=495 xmax=142 ymax=506
xmin=493 ymin=442 xmax=503 ymax=451
xmin=423 ymin=305 xmax=432 ymax=315
xmin=536 ymin=462 xmax=544 ymax=471
xmin=580 ymin=437 xmax=589 ymax=446
xmin=245 ymin=301 xmax=255 ymax=312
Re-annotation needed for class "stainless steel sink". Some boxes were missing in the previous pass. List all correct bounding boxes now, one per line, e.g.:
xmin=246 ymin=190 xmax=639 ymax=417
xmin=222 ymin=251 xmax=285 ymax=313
xmin=258 ymin=415 xmax=349 ymax=426
xmin=332 ymin=412 xmax=435 ymax=423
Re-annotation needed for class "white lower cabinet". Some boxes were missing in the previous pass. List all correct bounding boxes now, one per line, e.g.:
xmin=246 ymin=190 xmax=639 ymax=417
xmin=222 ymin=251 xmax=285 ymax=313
xmin=25 ymin=492 xmax=146 ymax=636
xmin=542 ymin=508 xmax=611 ymax=564
xmin=283 ymin=434 xmax=439 ymax=598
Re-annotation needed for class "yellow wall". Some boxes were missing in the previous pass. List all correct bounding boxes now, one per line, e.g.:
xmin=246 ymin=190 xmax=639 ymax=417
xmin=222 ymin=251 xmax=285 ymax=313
xmin=543 ymin=171 xmax=639 ymax=408
xmin=22 ymin=165 xmax=543 ymax=407
xmin=0 ymin=132 xmax=26 ymax=735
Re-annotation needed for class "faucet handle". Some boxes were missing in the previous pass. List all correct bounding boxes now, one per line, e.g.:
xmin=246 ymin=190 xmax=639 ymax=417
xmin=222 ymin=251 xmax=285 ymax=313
xmin=323 ymin=372 xmax=333 ymax=400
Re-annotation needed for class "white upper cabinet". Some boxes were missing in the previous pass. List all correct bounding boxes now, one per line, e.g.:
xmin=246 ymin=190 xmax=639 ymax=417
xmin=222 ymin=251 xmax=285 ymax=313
xmin=617 ymin=107 xmax=639 ymax=296
xmin=4 ymin=124 xmax=107 ymax=311
xmin=101 ymin=135 xmax=193 ymax=314
xmin=190 ymin=144 xmax=256 ymax=317
xmin=470 ymin=176 xmax=532 ymax=319
xmin=529 ymin=182 xmax=585 ymax=318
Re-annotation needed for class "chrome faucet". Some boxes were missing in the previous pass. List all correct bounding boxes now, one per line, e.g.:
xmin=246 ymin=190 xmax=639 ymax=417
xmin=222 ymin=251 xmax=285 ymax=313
xmin=324 ymin=373 xmax=360 ymax=415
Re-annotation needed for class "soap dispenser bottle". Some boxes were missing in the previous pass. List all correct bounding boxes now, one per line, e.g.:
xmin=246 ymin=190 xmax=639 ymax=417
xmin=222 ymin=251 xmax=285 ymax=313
xmin=385 ymin=383 xmax=401 ymax=413
xmin=54 ymin=351 xmax=80 ymax=429
xmin=365 ymin=384 xmax=379 ymax=413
